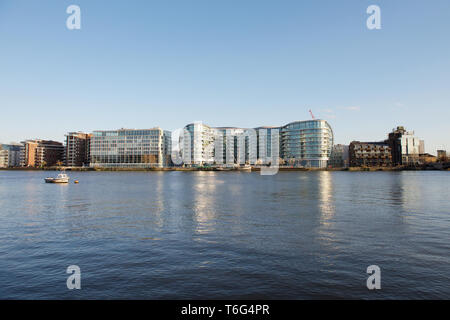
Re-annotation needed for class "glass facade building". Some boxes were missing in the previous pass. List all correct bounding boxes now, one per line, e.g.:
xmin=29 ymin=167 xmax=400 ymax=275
xmin=90 ymin=128 xmax=171 ymax=168
xmin=255 ymin=127 xmax=279 ymax=165
xmin=329 ymin=144 xmax=349 ymax=168
xmin=0 ymin=144 xmax=22 ymax=168
xmin=280 ymin=120 xmax=334 ymax=168
xmin=214 ymin=127 xmax=256 ymax=165
xmin=182 ymin=123 xmax=215 ymax=166
xmin=180 ymin=120 xmax=333 ymax=168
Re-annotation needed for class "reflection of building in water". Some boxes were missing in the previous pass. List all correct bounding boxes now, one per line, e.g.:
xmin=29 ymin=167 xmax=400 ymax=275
xmin=318 ymin=171 xmax=335 ymax=223
xmin=386 ymin=172 xmax=423 ymax=223
xmin=397 ymin=173 xmax=423 ymax=213
xmin=316 ymin=171 xmax=336 ymax=249
xmin=192 ymin=173 xmax=218 ymax=235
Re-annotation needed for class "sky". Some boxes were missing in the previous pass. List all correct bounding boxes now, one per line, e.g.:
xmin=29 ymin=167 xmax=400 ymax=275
xmin=0 ymin=0 xmax=449 ymax=154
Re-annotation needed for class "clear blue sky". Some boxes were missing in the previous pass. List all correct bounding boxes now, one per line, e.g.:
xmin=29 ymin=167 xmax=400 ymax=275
xmin=1 ymin=0 xmax=449 ymax=154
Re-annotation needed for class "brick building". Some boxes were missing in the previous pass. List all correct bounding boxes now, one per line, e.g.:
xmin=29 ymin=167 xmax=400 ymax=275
xmin=349 ymin=141 xmax=392 ymax=167
xmin=21 ymin=140 xmax=64 ymax=167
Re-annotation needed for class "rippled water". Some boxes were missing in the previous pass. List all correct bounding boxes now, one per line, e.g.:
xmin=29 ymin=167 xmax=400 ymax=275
xmin=0 ymin=170 xmax=449 ymax=299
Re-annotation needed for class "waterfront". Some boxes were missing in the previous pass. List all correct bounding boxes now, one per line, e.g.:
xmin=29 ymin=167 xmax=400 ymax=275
xmin=0 ymin=171 xmax=449 ymax=299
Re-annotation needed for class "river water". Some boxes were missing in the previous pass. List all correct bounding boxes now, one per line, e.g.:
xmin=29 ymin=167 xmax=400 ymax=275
xmin=0 ymin=170 xmax=449 ymax=299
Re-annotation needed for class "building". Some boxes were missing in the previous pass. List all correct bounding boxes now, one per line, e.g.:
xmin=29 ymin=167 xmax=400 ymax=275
xmin=90 ymin=128 xmax=171 ymax=168
xmin=20 ymin=140 xmax=64 ymax=167
xmin=65 ymin=132 xmax=92 ymax=167
xmin=419 ymin=153 xmax=437 ymax=164
xmin=280 ymin=120 xmax=334 ymax=168
xmin=180 ymin=119 xmax=334 ymax=168
xmin=419 ymin=140 xmax=425 ymax=155
xmin=255 ymin=127 xmax=279 ymax=166
xmin=214 ymin=127 xmax=241 ymax=165
xmin=349 ymin=141 xmax=392 ymax=167
xmin=329 ymin=144 xmax=349 ymax=168
xmin=0 ymin=147 xmax=8 ymax=168
xmin=437 ymin=150 xmax=447 ymax=161
xmin=387 ymin=126 xmax=423 ymax=165
xmin=0 ymin=144 xmax=22 ymax=168
xmin=182 ymin=123 xmax=215 ymax=166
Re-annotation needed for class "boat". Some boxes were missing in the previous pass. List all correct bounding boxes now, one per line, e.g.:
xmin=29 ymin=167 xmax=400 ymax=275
xmin=238 ymin=165 xmax=252 ymax=172
xmin=45 ymin=173 xmax=70 ymax=183
xmin=215 ymin=167 xmax=232 ymax=171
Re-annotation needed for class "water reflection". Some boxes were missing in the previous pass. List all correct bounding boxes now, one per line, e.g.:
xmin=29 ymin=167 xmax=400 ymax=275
xmin=318 ymin=171 xmax=335 ymax=224
xmin=150 ymin=172 xmax=165 ymax=230
xmin=386 ymin=172 xmax=426 ymax=227
xmin=192 ymin=172 xmax=218 ymax=235
xmin=316 ymin=171 xmax=337 ymax=251
xmin=1 ymin=171 xmax=449 ymax=299
xmin=398 ymin=172 xmax=423 ymax=213
xmin=23 ymin=177 xmax=44 ymax=217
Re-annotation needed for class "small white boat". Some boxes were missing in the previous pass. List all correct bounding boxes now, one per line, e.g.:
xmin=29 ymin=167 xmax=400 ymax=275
xmin=215 ymin=166 xmax=234 ymax=171
xmin=45 ymin=173 xmax=70 ymax=183
xmin=239 ymin=165 xmax=252 ymax=172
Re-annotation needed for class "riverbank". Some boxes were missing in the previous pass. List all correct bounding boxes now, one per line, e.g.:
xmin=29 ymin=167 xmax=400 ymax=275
xmin=1 ymin=165 xmax=449 ymax=172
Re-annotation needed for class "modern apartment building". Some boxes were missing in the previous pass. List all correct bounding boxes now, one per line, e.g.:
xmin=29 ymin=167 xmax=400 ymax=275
xmin=65 ymin=132 xmax=92 ymax=167
xmin=20 ymin=140 xmax=64 ymax=167
xmin=255 ymin=127 xmax=279 ymax=166
xmin=387 ymin=126 xmax=424 ymax=165
xmin=280 ymin=120 xmax=334 ymax=168
xmin=437 ymin=150 xmax=447 ymax=160
xmin=349 ymin=141 xmax=392 ymax=167
xmin=0 ymin=147 xmax=8 ymax=168
xmin=182 ymin=123 xmax=215 ymax=166
xmin=90 ymin=128 xmax=171 ymax=168
xmin=181 ymin=119 xmax=334 ymax=168
xmin=215 ymin=127 xmax=259 ymax=165
xmin=329 ymin=144 xmax=349 ymax=168
xmin=0 ymin=144 xmax=22 ymax=168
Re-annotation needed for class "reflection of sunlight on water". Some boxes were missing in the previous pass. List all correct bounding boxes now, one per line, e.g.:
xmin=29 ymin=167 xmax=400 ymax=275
xmin=387 ymin=173 xmax=426 ymax=228
xmin=151 ymin=173 xmax=165 ymax=229
xmin=193 ymin=172 xmax=218 ymax=235
xmin=317 ymin=172 xmax=337 ymax=252
xmin=318 ymin=171 xmax=334 ymax=225
xmin=398 ymin=172 xmax=422 ymax=214
xmin=24 ymin=179 xmax=40 ymax=216
xmin=23 ymin=178 xmax=71 ymax=217
xmin=20 ymin=176 xmax=69 ymax=240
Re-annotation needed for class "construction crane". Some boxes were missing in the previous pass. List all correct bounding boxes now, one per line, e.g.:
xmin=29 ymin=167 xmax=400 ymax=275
xmin=309 ymin=109 xmax=315 ymax=120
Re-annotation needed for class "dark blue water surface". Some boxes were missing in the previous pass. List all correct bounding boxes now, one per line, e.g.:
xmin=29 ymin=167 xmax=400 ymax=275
xmin=0 ymin=170 xmax=449 ymax=299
